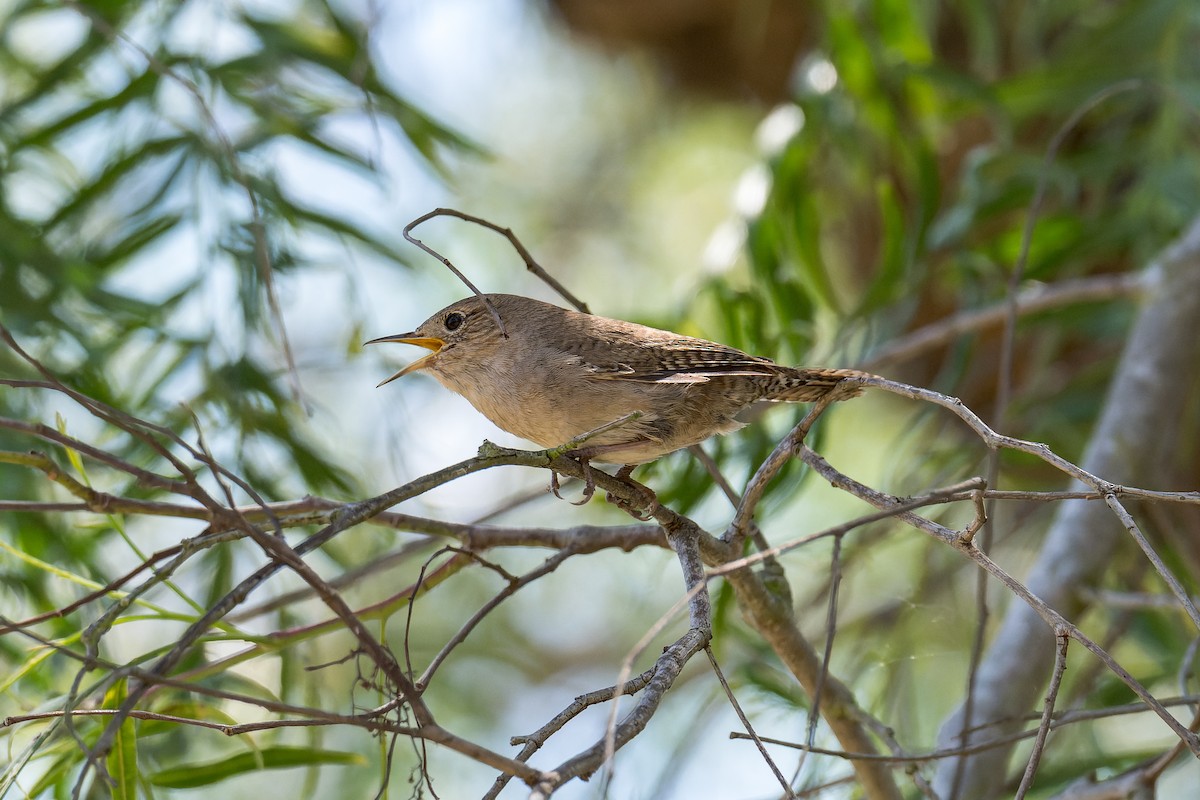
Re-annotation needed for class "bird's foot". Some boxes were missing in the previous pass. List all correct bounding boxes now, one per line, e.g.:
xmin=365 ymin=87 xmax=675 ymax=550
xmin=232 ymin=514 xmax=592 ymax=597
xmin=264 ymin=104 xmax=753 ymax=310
xmin=549 ymin=470 xmax=566 ymax=500
xmin=606 ymin=464 xmax=659 ymax=521
xmin=549 ymin=460 xmax=655 ymax=516
xmin=549 ymin=458 xmax=598 ymax=505
xmin=573 ymin=459 xmax=598 ymax=506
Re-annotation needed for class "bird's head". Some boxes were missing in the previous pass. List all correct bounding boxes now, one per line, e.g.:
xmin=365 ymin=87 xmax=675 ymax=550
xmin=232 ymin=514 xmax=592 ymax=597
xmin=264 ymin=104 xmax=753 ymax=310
xmin=366 ymin=295 xmax=508 ymax=387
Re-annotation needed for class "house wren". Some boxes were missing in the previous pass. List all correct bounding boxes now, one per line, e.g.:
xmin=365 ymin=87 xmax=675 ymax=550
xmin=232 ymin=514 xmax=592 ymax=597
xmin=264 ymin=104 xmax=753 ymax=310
xmin=368 ymin=294 xmax=865 ymax=466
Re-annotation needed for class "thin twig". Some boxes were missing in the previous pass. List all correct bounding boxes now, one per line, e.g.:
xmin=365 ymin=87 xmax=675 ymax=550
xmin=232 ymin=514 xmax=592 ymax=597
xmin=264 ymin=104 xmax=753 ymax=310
xmin=799 ymin=445 xmax=1200 ymax=756
xmin=861 ymin=273 xmax=1145 ymax=370
xmin=1015 ymin=631 xmax=1069 ymax=799
xmin=402 ymin=209 xmax=508 ymax=337
xmin=859 ymin=374 xmax=1200 ymax=630
xmin=799 ymin=534 xmax=844 ymax=780
xmin=706 ymin=646 xmax=796 ymax=798
xmin=412 ymin=208 xmax=591 ymax=312
xmin=483 ymin=668 xmax=658 ymax=799
xmin=726 ymin=383 xmax=850 ymax=547
xmin=729 ymin=695 xmax=1200 ymax=763
xmin=416 ymin=548 xmax=575 ymax=688
xmin=595 ymin=516 xmax=713 ymax=789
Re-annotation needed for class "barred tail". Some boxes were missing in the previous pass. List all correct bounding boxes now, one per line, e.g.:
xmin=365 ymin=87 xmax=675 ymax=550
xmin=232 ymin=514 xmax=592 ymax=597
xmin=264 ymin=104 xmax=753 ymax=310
xmin=771 ymin=367 xmax=869 ymax=402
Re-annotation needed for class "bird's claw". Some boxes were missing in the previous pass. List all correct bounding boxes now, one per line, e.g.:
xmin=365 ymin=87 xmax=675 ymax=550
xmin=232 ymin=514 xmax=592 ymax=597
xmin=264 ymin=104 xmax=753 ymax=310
xmin=607 ymin=494 xmax=655 ymax=520
xmin=549 ymin=458 xmax=598 ymax=505
xmin=606 ymin=465 xmax=659 ymax=520
xmin=549 ymin=460 xmax=655 ymax=518
xmin=572 ymin=458 xmax=597 ymax=505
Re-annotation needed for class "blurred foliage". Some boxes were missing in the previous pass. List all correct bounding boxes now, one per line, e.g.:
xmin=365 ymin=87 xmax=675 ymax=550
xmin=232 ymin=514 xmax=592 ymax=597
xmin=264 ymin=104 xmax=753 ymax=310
xmin=0 ymin=1 xmax=471 ymax=795
xmin=1 ymin=0 xmax=1199 ymax=797
xmin=683 ymin=0 xmax=1200 ymax=794
xmin=0 ymin=0 xmax=461 ymax=493
xmin=692 ymin=0 xmax=1200 ymax=502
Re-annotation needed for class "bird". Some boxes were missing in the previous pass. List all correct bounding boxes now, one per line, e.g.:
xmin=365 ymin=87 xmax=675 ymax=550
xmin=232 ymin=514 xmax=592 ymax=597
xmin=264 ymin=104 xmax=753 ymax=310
xmin=367 ymin=293 xmax=865 ymax=474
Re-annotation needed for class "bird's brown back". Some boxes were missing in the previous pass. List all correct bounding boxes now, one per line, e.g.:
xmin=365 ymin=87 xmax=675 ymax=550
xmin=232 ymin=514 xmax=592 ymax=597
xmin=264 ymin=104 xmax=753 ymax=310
xmin=384 ymin=294 xmax=867 ymax=463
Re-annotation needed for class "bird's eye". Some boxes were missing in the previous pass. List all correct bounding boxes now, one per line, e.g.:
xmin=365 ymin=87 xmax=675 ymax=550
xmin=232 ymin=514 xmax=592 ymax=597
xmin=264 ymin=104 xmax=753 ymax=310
xmin=443 ymin=311 xmax=465 ymax=332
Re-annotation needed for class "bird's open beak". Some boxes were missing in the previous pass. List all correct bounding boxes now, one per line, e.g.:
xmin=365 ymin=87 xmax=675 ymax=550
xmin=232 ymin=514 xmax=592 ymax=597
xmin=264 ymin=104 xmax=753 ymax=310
xmin=365 ymin=333 xmax=447 ymax=387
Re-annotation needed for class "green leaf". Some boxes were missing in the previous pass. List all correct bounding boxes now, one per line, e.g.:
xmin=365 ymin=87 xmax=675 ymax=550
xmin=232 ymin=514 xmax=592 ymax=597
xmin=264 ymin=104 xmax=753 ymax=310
xmin=11 ymin=69 xmax=159 ymax=150
xmin=53 ymin=412 xmax=85 ymax=477
xmin=23 ymin=745 xmax=81 ymax=799
xmin=103 ymin=678 xmax=139 ymax=800
xmin=90 ymin=213 xmax=183 ymax=270
xmin=149 ymin=746 xmax=366 ymax=789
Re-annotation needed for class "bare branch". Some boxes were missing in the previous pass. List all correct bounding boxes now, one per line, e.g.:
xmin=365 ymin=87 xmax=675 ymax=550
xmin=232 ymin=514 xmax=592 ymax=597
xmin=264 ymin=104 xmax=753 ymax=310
xmin=798 ymin=446 xmax=1200 ymax=756
xmin=933 ymin=211 xmax=1200 ymax=797
xmin=409 ymin=208 xmax=592 ymax=313
xmin=1015 ymin=631 xmax=1069 ymax=799
xmin=731 ymin=695 xmax=1200 ymax=763
xmin=484 ymin=669 xmax=658 ymax=799
xmin=706 ymin=646 xmax=796 ymax=798
xmin=861 ymin=272 xmax=1146 ymax=370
